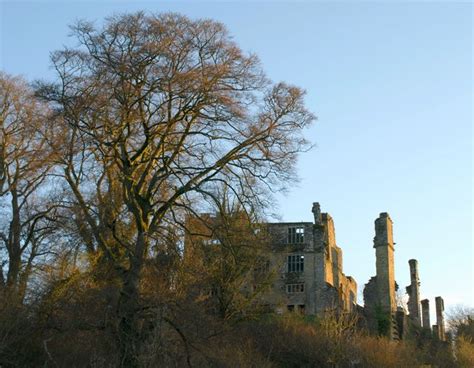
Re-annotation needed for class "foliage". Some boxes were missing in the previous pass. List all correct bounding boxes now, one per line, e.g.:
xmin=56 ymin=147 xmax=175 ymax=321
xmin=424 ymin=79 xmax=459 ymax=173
xmin=374 ymin=304 xmax=391 ymax=336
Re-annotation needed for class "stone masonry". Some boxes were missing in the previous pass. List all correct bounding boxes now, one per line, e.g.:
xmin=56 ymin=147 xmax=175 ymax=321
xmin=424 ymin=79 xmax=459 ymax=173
xmin=363 ymin=213 xmax=398 ymax=339
xmin=406 ymin=259 xmax=421 ymax=327
xmin=421 ymin=299 xmax=431 ymax=331
xmin=185 ymin=202 xmax=447 ymax=341
xmin=434 ymin=296 xmax=446 ymax=341
xmin=264 ymin=202 xmax=357 ymax=315
xmin=374 ymin=213 xmax=397 ymax=314
xmin=361 ymin=212 xmax=446 ymax=340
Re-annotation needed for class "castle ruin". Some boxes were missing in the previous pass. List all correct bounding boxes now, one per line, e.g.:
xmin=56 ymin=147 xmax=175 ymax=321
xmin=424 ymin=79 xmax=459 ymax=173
xmin=185 ymin=202 xmax=447 ymax=340
xmin=266 ymin=202 xmax=447 ymax=340
xmin=262 ymin=202 xmax=357 ymax=315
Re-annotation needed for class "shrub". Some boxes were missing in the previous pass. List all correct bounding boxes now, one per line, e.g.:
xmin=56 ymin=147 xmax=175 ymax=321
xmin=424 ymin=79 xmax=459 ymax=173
xmin=456 ymin=336 xmax=474 ymax=368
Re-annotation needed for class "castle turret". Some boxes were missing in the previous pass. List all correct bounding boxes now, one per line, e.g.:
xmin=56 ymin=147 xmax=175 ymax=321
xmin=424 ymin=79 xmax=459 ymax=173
xmin=406 ymin=259 xmax=421 ymax=327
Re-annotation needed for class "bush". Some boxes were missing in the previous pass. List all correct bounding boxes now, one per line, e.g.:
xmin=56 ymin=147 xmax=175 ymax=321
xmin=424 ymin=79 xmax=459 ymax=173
xmin=234 ymin=313 xmax=421 ymax=368
xmin=355 ymin=335 xmax=419 ymax=368
xmin=456 ymin=336 xmax=474 ymax=368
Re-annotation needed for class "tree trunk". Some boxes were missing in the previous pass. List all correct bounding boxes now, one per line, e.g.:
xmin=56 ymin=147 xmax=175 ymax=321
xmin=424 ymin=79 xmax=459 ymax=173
xmin=6 ymin=189 xmax=22 ymax=299
xmin=117 ymin=232 xmax=146 ymax=367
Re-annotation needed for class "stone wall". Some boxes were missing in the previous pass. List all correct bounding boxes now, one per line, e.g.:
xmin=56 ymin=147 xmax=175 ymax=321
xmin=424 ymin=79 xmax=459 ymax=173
xmin=264 ymin=203 xmax=358 ymax=315
xmin=265 ymin=222 xmax=316 ymax=314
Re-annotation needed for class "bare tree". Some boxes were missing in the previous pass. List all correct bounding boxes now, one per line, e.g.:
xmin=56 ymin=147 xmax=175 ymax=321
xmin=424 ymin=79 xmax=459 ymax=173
xmin=447 ymin=305 xmax=474 ymax=339
xmin=0 ymin=73 xmax=57 ymax=303
xmin=37 ymin=12 xmax=315 ymax=366
xmin=183 ymin=188 xmax=274 ymax=322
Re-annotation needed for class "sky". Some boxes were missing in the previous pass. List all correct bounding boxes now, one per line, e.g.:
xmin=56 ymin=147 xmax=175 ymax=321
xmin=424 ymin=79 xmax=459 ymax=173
xmin=1 ymin=1 xmax=472 ymax=316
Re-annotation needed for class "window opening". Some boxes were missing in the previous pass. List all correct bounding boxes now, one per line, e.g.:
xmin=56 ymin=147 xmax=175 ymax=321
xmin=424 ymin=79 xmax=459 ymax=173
xmin=287 ymin=254 xmax=304 ymax=273
xmin=288 ymin=226 xmax=305 ymax=243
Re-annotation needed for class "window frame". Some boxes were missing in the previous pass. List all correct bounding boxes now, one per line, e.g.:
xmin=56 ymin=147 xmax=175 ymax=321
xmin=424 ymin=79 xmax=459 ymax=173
xmin=288 ymin=226 xmax=305 ymax=244
xmin=286 ymin=283 xmax=305 ymax=294
xmin=287 ymin=254 xmax=305 ymax=273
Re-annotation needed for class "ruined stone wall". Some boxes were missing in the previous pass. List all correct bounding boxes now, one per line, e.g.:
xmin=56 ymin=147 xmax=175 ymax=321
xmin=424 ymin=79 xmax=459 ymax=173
xmin=340 ymin=275 xmax=357 ymax=311
xmin=265 ymin=222 xmax=317 ymax=314
xmin=321 ymin=213 xmax=336 ymax=286
xmin=262 ymin=203 xmax=359 ymax=315
xmin=185 ymin=202 xmax=447 ymax=338
xmin=363 ymin=277 xmax=379 ymax=333
xmin=313 ymin=205 xmax=357 ymax=313
xmin=331 ymin=246 xmax=342 ymax=289
xmin=396 ymin=308 xmax=409 ymax=340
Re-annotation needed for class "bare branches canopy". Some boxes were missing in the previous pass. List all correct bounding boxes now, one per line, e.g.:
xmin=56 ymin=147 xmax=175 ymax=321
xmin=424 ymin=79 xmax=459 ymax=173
xmin=32 ymin=12 xmax=315 ymax=366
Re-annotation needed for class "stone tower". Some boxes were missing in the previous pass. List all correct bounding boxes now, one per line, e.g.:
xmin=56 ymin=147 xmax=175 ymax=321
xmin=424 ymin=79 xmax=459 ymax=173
xmin=374 ymin=213 xmax=396 ymax=313
xmin=406 ymin=259 xmax=421 ymax=327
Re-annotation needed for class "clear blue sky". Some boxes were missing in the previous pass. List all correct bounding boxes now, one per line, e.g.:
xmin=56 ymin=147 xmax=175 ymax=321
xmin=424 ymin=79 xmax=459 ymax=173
xmin=1 ymin=1 xmax=472 ymax=314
